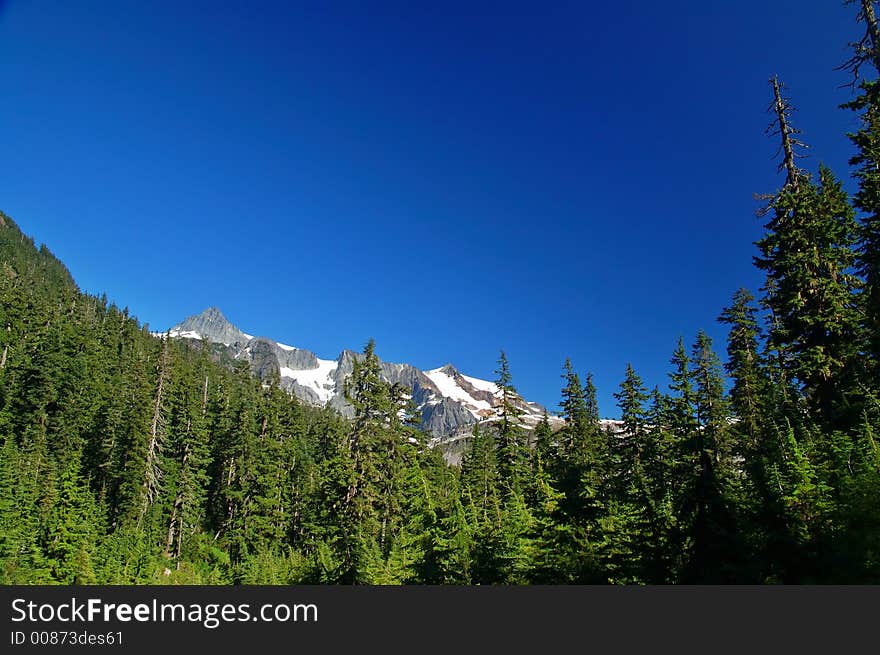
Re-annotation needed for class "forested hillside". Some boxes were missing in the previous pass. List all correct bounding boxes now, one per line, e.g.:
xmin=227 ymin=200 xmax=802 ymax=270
xmin=2 ymin=1 xmax=880 ymax=584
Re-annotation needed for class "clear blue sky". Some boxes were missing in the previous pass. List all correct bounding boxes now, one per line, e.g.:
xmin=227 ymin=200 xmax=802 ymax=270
xmin=0 ymin=1 xmax=865 ymax=416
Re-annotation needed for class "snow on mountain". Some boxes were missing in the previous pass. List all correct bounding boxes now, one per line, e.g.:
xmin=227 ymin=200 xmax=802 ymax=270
xmin=167 ymin=329 xmax=203 ymax=340
xmin=424 ymin=366 xmax=494 ymax=418
xmin=162 ymin=307 xmax=559 ymax=438
xmin=460 ymin=374 xmax=500 ymax=395
xmin=280 ymin=358 xmax=338 ymax=404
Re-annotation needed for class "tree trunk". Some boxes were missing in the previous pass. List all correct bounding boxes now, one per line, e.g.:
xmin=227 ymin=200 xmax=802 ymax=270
xmin=140 ymin=338 xmax=170 ymax=524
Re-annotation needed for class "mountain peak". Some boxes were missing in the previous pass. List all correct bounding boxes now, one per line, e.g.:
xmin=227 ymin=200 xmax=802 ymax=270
xmin=200 ymin=306 xmax=226 ymax=320
xmin=171 ymin=307 xmax=249 ymax=346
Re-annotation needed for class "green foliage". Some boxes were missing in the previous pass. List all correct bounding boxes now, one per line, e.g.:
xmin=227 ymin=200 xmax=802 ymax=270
xmin=493 ymin=351 xmax=528 ymax=491
xmin=755 ymin=166 xmax=861 ymax=424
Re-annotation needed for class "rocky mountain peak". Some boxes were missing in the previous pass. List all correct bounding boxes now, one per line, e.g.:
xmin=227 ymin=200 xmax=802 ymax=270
xmin=172 ymin=307 xmax=249 ymax=346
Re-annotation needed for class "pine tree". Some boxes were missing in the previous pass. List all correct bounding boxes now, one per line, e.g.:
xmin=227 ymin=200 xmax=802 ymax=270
xmin=432 ymin=489 xmax=474 ymax=584
xmin=685 ymin=331 xmax=738 ymax=581
xmin=756 ymin=78 xmax=861 ymax=424
xmin=640 ymin=388 xmax=675 ymax=582
xmin=460 ymin=422 xmax=500 ymax=520
xmin=533 ymin=412 xmax=555 ymax=466
xmin=493 ymin=351 xmax=527 ymax=491
xmin=458 ymin=422 xmax=502 ymax=582
xmin=603 ymin=364 xmax=653 ymax=582
xmin=44 ymin=459 xmax=102 ymax=584
xmin=718 ymin=289 xmax=766 ymax=450
xmin=615 ymin=365 xmax=648 ymax=442
xmin=553 ymin=361 xmax=609 ymax=583
xmin=560 ymin=359 xmax=588 ymax=459
xmin=610 ymin=364 xmax=648 ymax=496
xmin=719 ymin=289 xmax=779 ymax=579
xmin=330 ymin=338 xmax=394 ymax=582
xmin=665 ymin=337 xmax=698 ymax=575
xmin=313 ymin=338 xmax=428 ymax=583
xmin=840 ymin=0 xmax=880 ymax=422
xmin=139 ymin=336 xmax=171 ymax=526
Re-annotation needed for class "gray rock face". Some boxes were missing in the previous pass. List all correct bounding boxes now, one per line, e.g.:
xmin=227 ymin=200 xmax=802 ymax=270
xmin=379 ymin=361 xmax=421 ymax=388
xmin=174 ymin=307 xmax=249 ymax=346
xmin=167 ymin=307 xmax=553 ymax=438
xmin=283 ymin=380 xmax=322 ymax=404
xmin=278 ymin=347 xmax=319 ymax=370
xmin=245 ymin=338 xmax=281 ymax=381
xmin=421 ymin=398 xmax=476 ymax=436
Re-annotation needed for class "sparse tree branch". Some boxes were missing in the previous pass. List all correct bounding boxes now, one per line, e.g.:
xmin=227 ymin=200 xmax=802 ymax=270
xmin=769 ymin=76 xmax=806 ymax=189
xmin=839 ymin=0 xmax=880 ymax=84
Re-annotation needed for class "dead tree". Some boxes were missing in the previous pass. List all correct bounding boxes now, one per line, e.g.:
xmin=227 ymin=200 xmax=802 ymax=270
xmin=840 ymin=0 xmax=880 ymax=82
xmin=766 ymin=76 xmax=808 ymax=191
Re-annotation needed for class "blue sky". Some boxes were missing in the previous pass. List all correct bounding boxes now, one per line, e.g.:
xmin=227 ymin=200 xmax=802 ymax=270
xmin=0 ymin=1 xmax=866 ymax=416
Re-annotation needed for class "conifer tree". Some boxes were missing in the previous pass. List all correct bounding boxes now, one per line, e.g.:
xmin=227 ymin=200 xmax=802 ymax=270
xmin=432 ymin=490 xmax=474 ymax=584
xmin=842 ymin=0 xmax=880 ymax=401
xmin=611 ymin=364 xmax=648 ymax=495
xmin=137 ymin=337 xmax=171 ymax=526
xmin=460 ymin=422 xmax=500 ymax=519
xmin=560 ymin=359 xmax=588 ymax=458
xmin=543 ymin=360 xmax=603 ymax=581
xmin=665 ymin=337 xmax=697 ymax=573
xmin=640 ymin=388 xmax=675 ymax=582
xmin=523 ymin=451 xmax=570 ymax=582
xmin=686 ymin=331 xmax=738 ymax=581
xmin=44 ymin=459 xmax=102 ymax=584
xmin=718 ymin=289 xmax=766 ymax=448
xmin=756 ymin=78 xmax=861 ymax=424
xmin=603 ymin=364 xmax=653 ymax=581
xmin=493 ymin=351 xmax=527 ymax=491
xmin=719 ymin=289 xmax=781 ymax=579
xmin=532 ymin=412 xmax=554 ymax=467
xmin=584 ymin=373 xmax=600 ymax=425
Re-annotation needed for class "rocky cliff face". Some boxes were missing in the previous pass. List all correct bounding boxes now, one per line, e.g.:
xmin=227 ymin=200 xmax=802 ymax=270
xmin=160 ymin=307 xmax=561 ymax=439
xmin=169 ymin=306 xmax=250 ymax=346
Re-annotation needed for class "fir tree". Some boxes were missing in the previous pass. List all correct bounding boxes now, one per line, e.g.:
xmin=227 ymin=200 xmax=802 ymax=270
xmin=756 ymin=78 xmax=861 ymax=424
xmin=560 ymin=359 xmax=588 ymax=459
xmin=685 ymin=331 xmax=738 ymax=581
xmin=841 ymin=0 xmax=880 ymax=406
xmin=493 ymin=351 xmax=527 ymax=491
xmin=718 ymin=289 xmax=766 ymax=450
xmin=532 ymin=412 xmax=555 ymax=467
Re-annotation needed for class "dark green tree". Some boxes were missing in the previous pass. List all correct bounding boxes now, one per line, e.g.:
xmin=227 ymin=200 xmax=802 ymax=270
xmin=756 ymin=78 xmax=861 ymax=425
xmin=493 ymin=351 xmax=527 ymax=491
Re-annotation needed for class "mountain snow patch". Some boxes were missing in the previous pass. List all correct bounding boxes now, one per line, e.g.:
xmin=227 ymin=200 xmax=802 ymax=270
xmin=424 ymin=367 xmax=493 ymax=417
xmin=461 ymin=374 xmax=501 ymax=396
xmin=280 ymin=358 xmax=338 ymax=403
xmin=168 ymin=329 xmax=203 ymax=340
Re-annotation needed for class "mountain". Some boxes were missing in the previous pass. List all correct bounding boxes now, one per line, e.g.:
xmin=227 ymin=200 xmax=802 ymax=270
xmin=160 ymin=307 xmax=562 ymax=439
